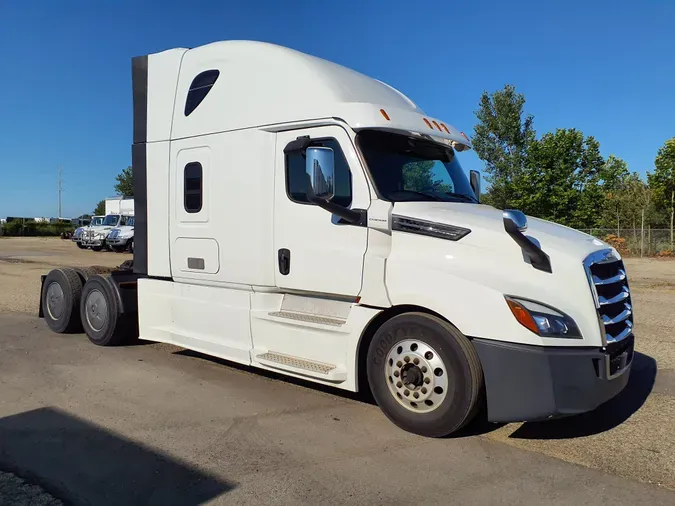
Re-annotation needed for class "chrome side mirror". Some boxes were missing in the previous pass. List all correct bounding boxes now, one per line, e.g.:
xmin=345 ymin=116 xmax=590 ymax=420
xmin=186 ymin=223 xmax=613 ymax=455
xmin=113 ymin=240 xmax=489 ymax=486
xmin=305 ymin=147 xmax=335 ymax=201
xmin=503 ymin=209 xmax=528 ymax=233
xmin=469 ymin=170 xmax=481 ymax=202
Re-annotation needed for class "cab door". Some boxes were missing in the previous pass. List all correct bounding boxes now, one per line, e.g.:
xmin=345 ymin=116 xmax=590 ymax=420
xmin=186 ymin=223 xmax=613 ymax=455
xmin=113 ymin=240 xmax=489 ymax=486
xmin=274 ymin=125 xmax=370 ymax=297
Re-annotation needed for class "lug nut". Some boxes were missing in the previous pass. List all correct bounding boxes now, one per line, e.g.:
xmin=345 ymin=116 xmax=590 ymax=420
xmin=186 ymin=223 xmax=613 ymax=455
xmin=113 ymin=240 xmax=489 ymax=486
xmin=396 ymin=381 xmax=402 ymax=388
xmin=421 ymin=366 xmax=427 ymax=373
xmin=413 ymin=358 xmax=419 ymax=365
xmin=397 ymin=361 xmax=402 ymax=368
xmin=421 ymin=387 xmax=427 ymax=394
xmin=393 ymin=370 xmax=399 ymax=377
xmin=424 ymin=377 xmax=431 ymax=384
xmin=404 ymin=390 xmax=410 ymax=396
xmin=404 ymin=356 xmax=410 ymax=363
xmin=413 ymin=392 xmax=419 ymax=399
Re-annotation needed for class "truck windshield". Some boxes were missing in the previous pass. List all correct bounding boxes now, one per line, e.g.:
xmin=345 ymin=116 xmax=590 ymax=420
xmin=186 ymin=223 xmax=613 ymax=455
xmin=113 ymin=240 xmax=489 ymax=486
xmin=91 ymin=217 xmax=104 ymax=226
xmin=356 ymin=129 xmax=477 ymax=203
xmin=103 ymin=215 xmax=120 ymax=226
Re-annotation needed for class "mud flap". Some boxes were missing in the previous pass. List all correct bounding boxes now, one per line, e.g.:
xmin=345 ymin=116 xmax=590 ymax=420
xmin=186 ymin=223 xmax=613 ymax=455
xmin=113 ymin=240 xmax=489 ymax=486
xmin=38 ymin=274 xmax=46 ymax=318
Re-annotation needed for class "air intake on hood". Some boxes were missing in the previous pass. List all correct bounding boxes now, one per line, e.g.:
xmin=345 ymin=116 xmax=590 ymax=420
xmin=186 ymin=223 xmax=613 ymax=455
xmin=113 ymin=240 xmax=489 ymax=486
xmin=392 ymin=215 xmax=471 ymax=241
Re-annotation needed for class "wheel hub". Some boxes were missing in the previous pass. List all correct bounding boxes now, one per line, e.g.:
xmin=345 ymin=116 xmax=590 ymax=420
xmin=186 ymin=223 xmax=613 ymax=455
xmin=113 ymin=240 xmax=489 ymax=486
xmin=46 ymin=282 xmax=64 ymax=320
xmin=85 ymin=289 xmax=108 ymax=332
xmin=384 ymin=339 xmax=448 ymax=413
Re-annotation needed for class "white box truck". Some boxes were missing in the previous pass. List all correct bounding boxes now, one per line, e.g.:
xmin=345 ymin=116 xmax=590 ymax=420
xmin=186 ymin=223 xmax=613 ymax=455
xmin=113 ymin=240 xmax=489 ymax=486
xmin=38 ymin=41 xmax=634 ymax=437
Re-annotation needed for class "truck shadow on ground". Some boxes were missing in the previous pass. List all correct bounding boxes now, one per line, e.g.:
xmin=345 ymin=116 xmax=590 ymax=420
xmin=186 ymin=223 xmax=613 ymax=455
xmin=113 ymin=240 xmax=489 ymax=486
xmin=509 ymin=351 xmax=657 ymax=440
xmin=0 ymin=407 xmax=233 ymax=506
xmin=174 ymin=349 xmax=656 ymax=441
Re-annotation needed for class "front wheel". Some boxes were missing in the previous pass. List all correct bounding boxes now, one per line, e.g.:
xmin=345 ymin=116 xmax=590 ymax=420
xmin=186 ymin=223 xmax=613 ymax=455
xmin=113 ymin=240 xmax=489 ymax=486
xmin=111 ymin=245 xmax=127 ymax=253
xmin=76 ymin=242 xmax=87 ymax=249
xmin=366 ymin=312 xmax=484 ymax=437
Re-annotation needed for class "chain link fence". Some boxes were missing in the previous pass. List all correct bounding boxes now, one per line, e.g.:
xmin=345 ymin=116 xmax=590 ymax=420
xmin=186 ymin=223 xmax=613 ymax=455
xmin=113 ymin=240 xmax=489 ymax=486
xmin=578 ymin=228 xmax=674 ymax=257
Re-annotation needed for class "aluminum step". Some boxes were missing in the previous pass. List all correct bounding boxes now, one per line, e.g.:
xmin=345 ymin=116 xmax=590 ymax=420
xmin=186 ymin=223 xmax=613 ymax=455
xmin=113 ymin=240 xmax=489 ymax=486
xmin=256 ymin=351 xmax=346 ymax=382
xmin=268 ymin=311 xmax=346 ymax=327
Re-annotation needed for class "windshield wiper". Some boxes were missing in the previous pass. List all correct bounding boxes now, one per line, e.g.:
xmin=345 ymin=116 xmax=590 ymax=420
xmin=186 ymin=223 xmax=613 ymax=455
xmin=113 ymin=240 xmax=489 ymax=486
xmin=444 ymin=192 xmax=478 ymax=203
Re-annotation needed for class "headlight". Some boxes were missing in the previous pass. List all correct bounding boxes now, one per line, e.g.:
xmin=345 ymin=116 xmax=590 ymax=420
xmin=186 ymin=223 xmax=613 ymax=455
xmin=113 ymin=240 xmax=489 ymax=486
xmin=505 ymin=296 xmax=582 ymax=338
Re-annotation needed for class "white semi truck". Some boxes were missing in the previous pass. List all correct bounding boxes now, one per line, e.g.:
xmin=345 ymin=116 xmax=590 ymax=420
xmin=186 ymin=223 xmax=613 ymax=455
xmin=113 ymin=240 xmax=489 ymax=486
xmin=38 ymin=41 xmax=634 ymax=437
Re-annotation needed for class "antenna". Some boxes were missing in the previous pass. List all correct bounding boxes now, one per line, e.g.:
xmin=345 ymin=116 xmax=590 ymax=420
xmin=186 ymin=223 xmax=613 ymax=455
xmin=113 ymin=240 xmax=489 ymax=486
xmin=58 ymin=166 xmax=64 ymax=219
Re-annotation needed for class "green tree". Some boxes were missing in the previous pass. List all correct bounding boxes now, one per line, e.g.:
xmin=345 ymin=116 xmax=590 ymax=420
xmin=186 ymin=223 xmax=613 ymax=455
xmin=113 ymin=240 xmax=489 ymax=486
xmin=600 ymin=155 xmax=630 ymax=232
xmin=520 ymin=129 xmax=605 ymax=228
xmin=472 ymin=84 xmax=535 ymax=209
xmin=115 ymin=166 xmax=134 ymax=197
xmin=93 ymin=200 xmax=105 ymax=216
xmin=648 ymin=138 xmax=675 ymax=248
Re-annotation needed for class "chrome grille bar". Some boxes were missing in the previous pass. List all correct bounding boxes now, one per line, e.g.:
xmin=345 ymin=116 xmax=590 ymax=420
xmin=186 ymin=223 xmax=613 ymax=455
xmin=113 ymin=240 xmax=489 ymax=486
xmin=592 ymin=269 xmax=626 ymax=286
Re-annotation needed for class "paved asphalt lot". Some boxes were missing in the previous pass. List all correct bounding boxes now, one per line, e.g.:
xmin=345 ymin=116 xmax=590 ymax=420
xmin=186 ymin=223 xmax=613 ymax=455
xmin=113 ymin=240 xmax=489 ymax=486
xmin=1 ymin=313 xmax=675 ymax=505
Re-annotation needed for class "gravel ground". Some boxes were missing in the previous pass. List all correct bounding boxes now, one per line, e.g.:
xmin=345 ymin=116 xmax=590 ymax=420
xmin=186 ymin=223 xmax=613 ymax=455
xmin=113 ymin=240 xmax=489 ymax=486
xmin=0 ymin=471 xmax=62 ymax=505
xmin=0 ymin=237 xmax=674 ymax=491
xmin=0 ymin=237 xmax=130 ymax=315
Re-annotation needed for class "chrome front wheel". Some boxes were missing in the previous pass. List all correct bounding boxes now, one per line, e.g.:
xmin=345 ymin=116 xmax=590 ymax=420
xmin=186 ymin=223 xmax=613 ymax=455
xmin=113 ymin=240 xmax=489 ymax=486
xmin=384 ymin=339 xmax=448 ymax=413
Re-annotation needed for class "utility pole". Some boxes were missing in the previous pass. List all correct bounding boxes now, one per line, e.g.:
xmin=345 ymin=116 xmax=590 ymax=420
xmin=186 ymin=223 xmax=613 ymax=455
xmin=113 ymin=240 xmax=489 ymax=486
xmin=58 ymin=166 xmax=63 ymax=219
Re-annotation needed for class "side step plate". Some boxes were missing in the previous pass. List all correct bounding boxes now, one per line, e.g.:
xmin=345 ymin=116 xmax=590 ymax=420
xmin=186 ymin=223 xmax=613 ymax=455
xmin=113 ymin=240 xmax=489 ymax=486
xmin=268 ymin=311 xmax=346 ymax=327
xmin=256 ymin=351 xmax=346 ymax=383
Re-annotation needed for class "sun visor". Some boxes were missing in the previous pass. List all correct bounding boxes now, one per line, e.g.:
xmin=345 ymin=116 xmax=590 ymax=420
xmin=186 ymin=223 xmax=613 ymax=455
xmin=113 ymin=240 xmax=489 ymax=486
xmin=337 ymin=104 xmax=472 ymax=152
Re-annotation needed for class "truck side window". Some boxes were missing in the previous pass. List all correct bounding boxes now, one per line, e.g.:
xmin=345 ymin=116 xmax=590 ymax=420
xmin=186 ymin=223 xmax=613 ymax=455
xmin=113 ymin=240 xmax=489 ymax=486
xmin=184 ymin=70 xmax=220 ymax=116
xmin=285 ymin=138 xmax=352 ymax=207
xmin=184 ymin=162 xmax=203 ymax=213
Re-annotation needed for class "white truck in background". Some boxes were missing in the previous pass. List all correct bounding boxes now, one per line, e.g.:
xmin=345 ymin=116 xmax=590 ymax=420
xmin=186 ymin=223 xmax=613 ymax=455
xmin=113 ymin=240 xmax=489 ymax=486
xmin=39 ymin=41 xmax=634 ymax=437
xmin=72 ymin=215 xmax=104 ymax=248
xmin=80 ymin=197 xmax=134 ymax=251
xmin=107 ymin=215 xmax=135 ymax=253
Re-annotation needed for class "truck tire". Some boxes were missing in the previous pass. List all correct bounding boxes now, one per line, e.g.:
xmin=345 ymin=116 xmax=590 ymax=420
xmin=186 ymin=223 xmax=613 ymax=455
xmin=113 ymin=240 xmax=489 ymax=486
xmin=76 ymin=242 xmax=87 ymax=249
xmin=72 ymin=267 xmax=97 ymax=285
xmin=41 ymin=268 xmax=83 ymax=333
xmin=366 ymin=312 xmax=484 ymax=437
xmin=111 ymin=245 xmax=127 ymax=253
xmin=80 ymin=275 xmax=129 ymax=346
xmin=91 ymin=246 xmax=103 ymax=252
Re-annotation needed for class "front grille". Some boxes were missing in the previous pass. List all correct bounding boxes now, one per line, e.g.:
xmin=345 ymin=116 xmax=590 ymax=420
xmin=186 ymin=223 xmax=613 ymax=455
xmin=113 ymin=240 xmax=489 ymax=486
xmin=584 ymin=250 xmax=634 ymax=344
xmin=108 ymin=230 xmax=119 ymax=239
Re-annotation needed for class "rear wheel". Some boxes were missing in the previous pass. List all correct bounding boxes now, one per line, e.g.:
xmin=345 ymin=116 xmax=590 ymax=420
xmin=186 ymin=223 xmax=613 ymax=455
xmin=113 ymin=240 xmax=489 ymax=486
xmin=366 ymin=312 xmax=484 ymax=437
xmin=41 ymin=268 xmax=83 ymax=333
xmin=80 ymin=275 xmax=130 ymax=346
xmin=91 ymin=246 xmax=102 ymax=252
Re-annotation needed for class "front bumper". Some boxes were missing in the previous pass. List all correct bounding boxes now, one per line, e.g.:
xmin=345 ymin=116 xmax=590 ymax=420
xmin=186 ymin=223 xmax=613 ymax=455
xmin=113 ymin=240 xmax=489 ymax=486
xmin=473 ymin=336 xmax=633 ymax=422
xmin=107 ymin=237 xmax=129 ymax=246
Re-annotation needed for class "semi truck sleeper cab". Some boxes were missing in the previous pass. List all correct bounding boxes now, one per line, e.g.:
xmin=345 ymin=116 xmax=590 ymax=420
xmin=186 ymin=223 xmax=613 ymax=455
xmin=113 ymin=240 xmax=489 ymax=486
xmin=39 ymin=40 xmax=634 ymax=437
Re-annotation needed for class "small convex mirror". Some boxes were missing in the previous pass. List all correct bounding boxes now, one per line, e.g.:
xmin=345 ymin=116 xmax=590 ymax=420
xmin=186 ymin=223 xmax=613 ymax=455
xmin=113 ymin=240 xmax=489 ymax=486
xmin=469 ymin=170 xmax=481 ymax=202
xmin=305 ymin=147 xmax=335 ymax=201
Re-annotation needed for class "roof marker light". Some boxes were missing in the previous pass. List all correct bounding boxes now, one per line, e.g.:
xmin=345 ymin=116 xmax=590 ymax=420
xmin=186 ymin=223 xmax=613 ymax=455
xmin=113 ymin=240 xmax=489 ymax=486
xmin=423 ymin=118 xmax=433 ymax=129
xmin=440 ymin=123 xmax=450 ymax=133
xmin=460 ymin=131 xmax=470 ymax=142
xmin=379 ymin=109 xmax=390 ymax=121
xmin=432 ymin=120 xmax=441 ymax=131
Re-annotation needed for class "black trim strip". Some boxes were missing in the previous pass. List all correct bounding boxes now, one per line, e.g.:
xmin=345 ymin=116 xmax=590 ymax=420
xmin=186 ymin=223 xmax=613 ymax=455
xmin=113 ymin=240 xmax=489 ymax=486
xmin=131 ymin=55 xmax=148 ymax=276
xmin=132 ymin=56 xmax=148 ymax=145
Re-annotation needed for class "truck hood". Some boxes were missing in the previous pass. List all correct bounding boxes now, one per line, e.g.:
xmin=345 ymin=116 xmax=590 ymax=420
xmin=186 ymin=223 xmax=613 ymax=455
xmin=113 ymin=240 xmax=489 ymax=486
xmin=392 ymin=202 xmax=610 ymax=262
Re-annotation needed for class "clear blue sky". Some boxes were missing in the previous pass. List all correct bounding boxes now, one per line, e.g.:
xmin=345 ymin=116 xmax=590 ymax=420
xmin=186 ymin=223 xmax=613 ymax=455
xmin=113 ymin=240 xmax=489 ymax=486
xmin=1 ymin=0 xmax=673 ymax=218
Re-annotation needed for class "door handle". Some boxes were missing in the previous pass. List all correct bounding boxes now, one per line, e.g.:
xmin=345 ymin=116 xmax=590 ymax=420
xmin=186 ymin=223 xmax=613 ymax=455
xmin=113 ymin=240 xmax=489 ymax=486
xmin=278 ymin=248 xmax=290 ymax=275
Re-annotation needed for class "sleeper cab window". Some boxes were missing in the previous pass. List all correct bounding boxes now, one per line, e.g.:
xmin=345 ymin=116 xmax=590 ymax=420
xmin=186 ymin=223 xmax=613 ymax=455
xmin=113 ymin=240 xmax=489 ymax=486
xmin=285 ymin=138 xmax=352 ymax=207
xmin=184 ymin=162 xmax=202 ymax=213
xmin=184 ymin=70 xmax=220 ymax=116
